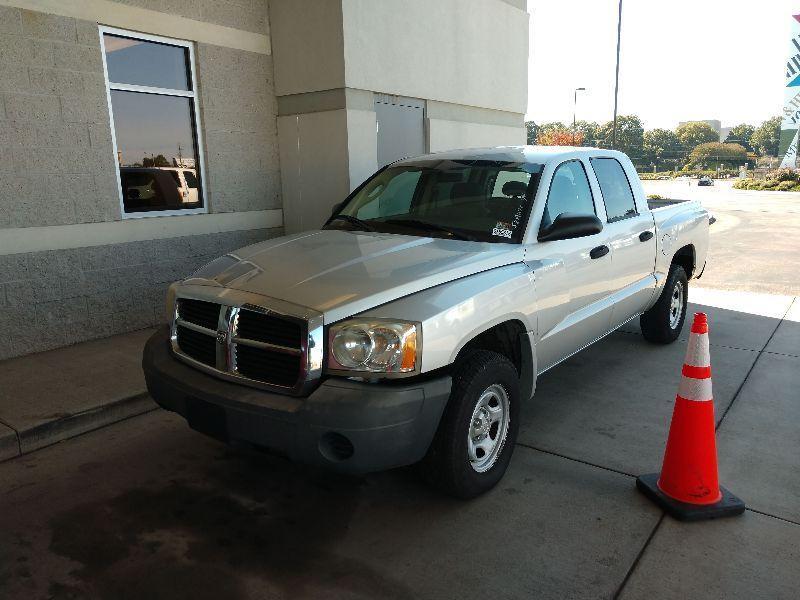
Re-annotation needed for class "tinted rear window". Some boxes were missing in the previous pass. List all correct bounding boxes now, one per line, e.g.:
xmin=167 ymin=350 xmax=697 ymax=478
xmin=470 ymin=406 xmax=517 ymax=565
xmin=591 ymin=158 xmax=637 ymax=222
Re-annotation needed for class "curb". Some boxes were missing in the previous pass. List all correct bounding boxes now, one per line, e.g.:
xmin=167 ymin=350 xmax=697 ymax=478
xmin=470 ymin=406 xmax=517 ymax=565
xmin=0 ymin=393 xmax=158 ymax=463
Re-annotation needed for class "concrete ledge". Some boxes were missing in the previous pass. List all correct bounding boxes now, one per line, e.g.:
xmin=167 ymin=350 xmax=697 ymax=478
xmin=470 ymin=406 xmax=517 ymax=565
xmin=0 ymin=327 xmax=159 ymax=461
xmin=16 ymin=393 xmax=157 ymax=456
xmin=0 ymin=422 xmax=20 ymax=462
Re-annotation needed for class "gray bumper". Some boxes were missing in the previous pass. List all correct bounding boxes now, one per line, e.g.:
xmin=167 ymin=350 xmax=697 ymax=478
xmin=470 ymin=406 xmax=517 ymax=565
xmin=142 ymin=326 xmax=451 ymax=474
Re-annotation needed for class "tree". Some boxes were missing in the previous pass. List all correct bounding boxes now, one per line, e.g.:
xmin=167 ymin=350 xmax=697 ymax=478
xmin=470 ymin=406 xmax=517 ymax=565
xmin=525 ymin=121 xmax=537 ymax=145
xmin=687 ymin=142 xmax=748 ymax=169
xmin=643 ymin=128 xmax=683 ymax=170
xmin=724 ymin=124 xmax=755 ymax=152
xmin=675 ymin=121 xmax=719 ymax=152
xmin=596 ymin=115 xmax=644 ymax=158
xmin=572 ymin=120 xmax=600 ymax=146
xmin=533 ymin=121 xmax=567 ymax=144
xmin=142 ymin=154 xmax=170 ymax=168
xmin=538 ymin=127 xmax=583 ymax=146
xmin=750 ymin=116 xmax=781 ymax=156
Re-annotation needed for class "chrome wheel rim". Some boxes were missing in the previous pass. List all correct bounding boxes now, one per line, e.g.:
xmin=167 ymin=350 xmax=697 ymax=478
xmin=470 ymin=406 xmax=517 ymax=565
xmin=467 ymin=383 xmax=510 ymax=473
xmin=669 ymin=280 xmax=684 ymax=329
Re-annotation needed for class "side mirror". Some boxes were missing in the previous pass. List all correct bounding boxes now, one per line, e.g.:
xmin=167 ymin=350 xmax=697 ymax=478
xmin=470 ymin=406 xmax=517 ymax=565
xmin=538 ymin=212 xmax=603 ymax=242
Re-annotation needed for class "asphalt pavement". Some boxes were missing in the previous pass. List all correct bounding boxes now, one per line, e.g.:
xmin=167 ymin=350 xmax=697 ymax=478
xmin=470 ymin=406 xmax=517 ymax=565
xmin=643 ymin=179 xmax=800 ymax=295
xmin=0 ymin=183 xmax=798 ymax=599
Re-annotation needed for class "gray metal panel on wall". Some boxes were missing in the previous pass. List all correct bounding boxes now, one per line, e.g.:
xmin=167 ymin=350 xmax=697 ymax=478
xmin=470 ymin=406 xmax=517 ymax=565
xmin=375 ymin=95 xmax=425 ymax=167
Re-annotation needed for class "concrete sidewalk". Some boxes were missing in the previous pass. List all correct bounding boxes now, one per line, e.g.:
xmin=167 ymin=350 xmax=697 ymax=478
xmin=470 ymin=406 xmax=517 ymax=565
xmin=0 ymin=328 xmax=157 ymax=461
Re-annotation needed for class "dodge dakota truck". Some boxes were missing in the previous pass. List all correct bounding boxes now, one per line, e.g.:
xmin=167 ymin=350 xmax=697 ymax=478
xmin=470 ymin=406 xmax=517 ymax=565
xmin=143 ymin=146 xmax=710 ymax=498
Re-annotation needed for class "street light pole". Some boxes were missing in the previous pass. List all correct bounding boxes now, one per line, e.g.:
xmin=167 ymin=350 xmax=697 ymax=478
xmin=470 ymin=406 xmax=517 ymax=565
xmin=612 ymin=0 xmax=623 ymax=149
xmin=573 ymin=87 xmax=586 ymax=146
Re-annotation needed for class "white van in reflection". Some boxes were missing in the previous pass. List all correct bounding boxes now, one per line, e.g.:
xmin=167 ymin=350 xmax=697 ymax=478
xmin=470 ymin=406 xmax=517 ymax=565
xmin=158 ymin=167 xmax=200 ymax=204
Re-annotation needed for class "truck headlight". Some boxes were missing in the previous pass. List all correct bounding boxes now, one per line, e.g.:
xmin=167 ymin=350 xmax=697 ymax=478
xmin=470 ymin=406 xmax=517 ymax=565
xmin=328 ymin=320 xmax=419 ymax=375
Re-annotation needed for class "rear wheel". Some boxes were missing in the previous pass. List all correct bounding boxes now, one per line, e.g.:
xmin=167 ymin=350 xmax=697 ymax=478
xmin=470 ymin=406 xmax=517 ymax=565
xmin=640 ymin=264 xmax=688 ymax=344
xmin=420 ymin=350 xmax=520 ymax=499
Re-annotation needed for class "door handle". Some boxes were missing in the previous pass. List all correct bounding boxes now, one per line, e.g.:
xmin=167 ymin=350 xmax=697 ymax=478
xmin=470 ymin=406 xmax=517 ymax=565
xmin=639 ymin=230 xmax=654 ymax=242
xmin=590 ymin=245 xmax=609 ymax=259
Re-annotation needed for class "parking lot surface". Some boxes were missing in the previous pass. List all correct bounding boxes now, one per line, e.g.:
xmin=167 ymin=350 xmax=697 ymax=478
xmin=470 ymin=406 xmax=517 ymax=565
xmin=643 ymin=179 xmax=800 ymax=295
xmin=1 ymin=187 xmax=798 ymax=599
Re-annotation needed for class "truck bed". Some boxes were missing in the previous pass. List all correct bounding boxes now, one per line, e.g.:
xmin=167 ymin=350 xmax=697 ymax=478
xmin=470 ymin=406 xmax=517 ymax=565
xmin=647 ymin=197 xmax=691 ymax=211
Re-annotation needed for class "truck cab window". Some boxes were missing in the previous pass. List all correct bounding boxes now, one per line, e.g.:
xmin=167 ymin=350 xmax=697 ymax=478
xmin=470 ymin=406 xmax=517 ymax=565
xmin=591 ymin=158 xmax=637 ymax=222
xmin=541 ymin=160 xmax=595 ymax=229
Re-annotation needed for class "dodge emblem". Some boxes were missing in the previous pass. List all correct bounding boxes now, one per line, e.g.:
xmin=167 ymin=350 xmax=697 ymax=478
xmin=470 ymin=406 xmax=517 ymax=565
xmin=216 ymin=330 xmax=227 ymax=345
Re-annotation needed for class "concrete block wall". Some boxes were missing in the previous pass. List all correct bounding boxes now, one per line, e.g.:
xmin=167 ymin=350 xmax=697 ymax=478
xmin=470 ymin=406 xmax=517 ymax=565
xmin=0 ymin=7 xmax=121 ymax=227
xmin=0 ymin=2 xmax=284 ymax=359
xmin=197 ymin=43 xmax=281 ymax=213
xmin=0 ymin=227 xmax=282 ymax=360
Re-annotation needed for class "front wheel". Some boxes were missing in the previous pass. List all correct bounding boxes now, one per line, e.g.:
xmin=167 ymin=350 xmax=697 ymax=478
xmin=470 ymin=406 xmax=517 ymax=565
xmin=420 ymin=350 xmax=520 ymax=499
xmin=640 ymin=264 xmax=688 ymax=344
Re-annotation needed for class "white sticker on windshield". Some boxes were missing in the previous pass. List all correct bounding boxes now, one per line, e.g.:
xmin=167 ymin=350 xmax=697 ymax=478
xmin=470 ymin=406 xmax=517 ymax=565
xmin=492 ymin=221 xmax=513 ymax=239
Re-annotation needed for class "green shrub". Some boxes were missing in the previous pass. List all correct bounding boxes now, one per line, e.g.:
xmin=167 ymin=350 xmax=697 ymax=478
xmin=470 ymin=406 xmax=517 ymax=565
xmin=769 ymin=168 xmax=799 ymax=183
xmin=776 ymin=180 xmax=796 ymax=191
xmin=647 ymin=194 xmax=665 ymax=200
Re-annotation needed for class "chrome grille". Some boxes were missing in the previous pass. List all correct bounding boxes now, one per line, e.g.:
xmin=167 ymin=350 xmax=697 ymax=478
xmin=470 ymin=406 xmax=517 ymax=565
xmin=175 ymin=324 xmax=217 ymax=366
xmin=178 ymin=298 xmax=221 ymax=330
xmin=236 ymin=310 xmax=302 ymax=349
xmin=171 ymin=291 xmax=324 ymax=395
xmin=235 ymin=344 xmax=301 ymax=387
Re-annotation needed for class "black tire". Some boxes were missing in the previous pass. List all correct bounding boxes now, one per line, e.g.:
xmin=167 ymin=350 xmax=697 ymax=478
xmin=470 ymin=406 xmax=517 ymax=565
xmin=640 ymin=264 xmax=688 ymax=344
xmin=420 ymin=350 xmax=520 ymax=499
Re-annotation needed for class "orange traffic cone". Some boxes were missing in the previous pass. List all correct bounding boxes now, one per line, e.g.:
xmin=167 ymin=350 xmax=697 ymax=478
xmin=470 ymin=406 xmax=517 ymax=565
xmin=637 ymin=313 xmax=745 ymax=520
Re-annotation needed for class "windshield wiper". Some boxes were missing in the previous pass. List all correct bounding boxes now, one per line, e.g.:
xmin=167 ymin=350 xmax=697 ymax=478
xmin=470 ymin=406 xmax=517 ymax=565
xmin=382 ymin=218 xmax=476 ymax=241
xmin=326 ymin=214 xmax=375 ymax=231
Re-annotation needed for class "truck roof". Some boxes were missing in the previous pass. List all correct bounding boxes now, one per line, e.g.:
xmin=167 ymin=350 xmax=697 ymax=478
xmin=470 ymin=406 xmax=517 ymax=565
xmin=395 ymin=145 xmax=629 ymax=166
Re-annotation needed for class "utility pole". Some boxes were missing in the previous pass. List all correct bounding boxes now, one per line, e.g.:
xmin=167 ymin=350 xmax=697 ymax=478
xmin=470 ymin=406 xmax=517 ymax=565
xmin=612 ymin=0 xmax=623 ymax=149
xmin=573 ymin=87 xmax=586 ymax=146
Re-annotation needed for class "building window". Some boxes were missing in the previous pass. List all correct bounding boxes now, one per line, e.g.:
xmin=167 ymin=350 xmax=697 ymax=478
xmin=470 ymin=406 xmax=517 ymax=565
xmin=100 ymin=27 xmax=206 ymax=217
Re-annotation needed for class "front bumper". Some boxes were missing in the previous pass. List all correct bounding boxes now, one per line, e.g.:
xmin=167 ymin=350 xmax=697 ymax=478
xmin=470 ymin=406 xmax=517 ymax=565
xmin=142 ymin=326 xmax=452 ymax=474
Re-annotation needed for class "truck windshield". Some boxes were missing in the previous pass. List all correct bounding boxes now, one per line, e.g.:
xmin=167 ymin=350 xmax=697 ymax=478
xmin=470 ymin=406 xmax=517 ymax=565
xmin=326 ymin=159 xmax=544 ymax=243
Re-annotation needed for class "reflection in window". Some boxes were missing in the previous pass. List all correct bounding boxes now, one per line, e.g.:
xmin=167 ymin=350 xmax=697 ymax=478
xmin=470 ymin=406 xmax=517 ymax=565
xmin=101 ymin=29 xmax=204 ymax=215
xmin=542 ymin=161 xmax=596 ymax=229
xmin=103 ymin=33 xmax=189 ymax=90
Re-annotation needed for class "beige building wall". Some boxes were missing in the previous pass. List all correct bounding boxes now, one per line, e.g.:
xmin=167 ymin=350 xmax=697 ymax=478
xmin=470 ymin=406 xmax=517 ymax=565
xmin=0 ymin=0 xmax=530 ymax=358
xmin=0 ymin=1 xmax=283 ymax=359
xmin=341 ymin=0 xmax=528 ymax=114
xmin=269 ymin=0 xmax=529 ymax=233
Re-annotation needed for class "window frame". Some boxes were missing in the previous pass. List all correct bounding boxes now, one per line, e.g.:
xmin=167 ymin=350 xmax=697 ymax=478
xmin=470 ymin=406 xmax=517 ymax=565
xmin=589 ymin=157 xmax=638 ymax=224
xmin=99 ymin=25 xmax=208 ymax=219
xmin=539 ymin=158 xmax=598 ymax=234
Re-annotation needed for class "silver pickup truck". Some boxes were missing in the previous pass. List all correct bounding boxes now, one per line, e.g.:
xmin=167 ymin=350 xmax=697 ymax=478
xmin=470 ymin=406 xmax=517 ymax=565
xmin=143 ymin=146 xmax=710 ymax=498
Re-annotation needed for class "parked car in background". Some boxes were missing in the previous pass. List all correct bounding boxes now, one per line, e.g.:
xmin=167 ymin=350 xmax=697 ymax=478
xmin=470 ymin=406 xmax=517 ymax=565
xmin=143 ymin=146 xmax=711 ymax=498
xmin=159 ymin=167 xmax=200 ymax=204
xmin=120 ymin=167 xmax=201 ymax=212
xmin=698 ymin=176 xmax=714 ymax=186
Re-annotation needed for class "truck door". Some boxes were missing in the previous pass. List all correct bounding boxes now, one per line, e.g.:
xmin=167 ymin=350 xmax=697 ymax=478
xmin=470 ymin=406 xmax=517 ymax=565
xmin=589 ymin=157 xmax=657 ymax=329
xmin=526 ymin=159 xmax=615 ymax=371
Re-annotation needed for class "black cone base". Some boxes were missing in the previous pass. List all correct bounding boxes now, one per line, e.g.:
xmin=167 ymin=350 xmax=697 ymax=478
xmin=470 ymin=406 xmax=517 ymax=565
xmin=636 ymin=473 xmax=745 ymax=521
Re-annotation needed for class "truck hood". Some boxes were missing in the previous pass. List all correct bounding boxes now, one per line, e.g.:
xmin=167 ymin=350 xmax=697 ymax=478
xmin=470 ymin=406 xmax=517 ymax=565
xmin=185 ymin=230 xmax=524 ymax=323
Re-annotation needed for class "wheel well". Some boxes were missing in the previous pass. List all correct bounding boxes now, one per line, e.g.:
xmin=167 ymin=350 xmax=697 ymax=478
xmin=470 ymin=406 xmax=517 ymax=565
xmin=672 ymin=244 xmax=695 ymax=279
xmin=455 ymin=320 xmax=526 ymax=375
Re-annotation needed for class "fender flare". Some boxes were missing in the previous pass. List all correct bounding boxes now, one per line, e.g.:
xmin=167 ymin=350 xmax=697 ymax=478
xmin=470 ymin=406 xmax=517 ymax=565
xmin=519 ymin=331 xmax=537 ymax=402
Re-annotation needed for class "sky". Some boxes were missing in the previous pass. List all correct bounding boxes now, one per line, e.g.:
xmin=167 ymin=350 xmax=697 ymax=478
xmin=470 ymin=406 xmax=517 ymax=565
xmin=526 ymin=0 xmax=793 ymax=130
